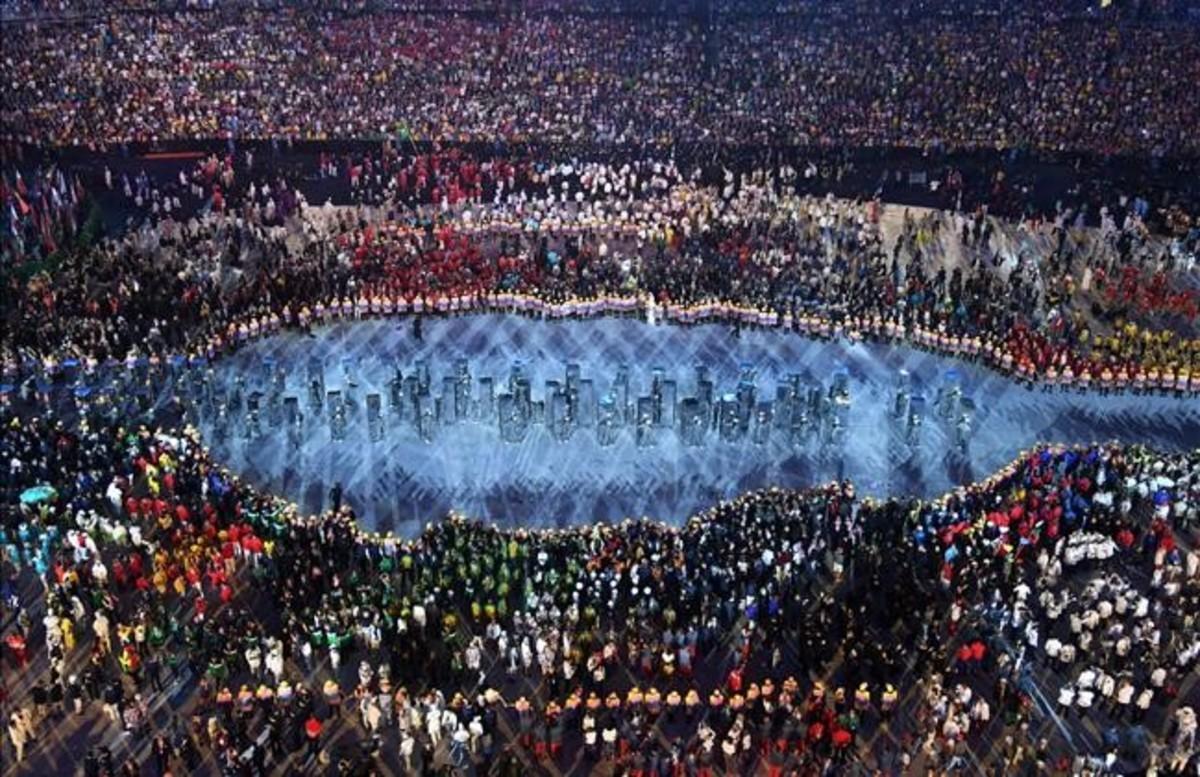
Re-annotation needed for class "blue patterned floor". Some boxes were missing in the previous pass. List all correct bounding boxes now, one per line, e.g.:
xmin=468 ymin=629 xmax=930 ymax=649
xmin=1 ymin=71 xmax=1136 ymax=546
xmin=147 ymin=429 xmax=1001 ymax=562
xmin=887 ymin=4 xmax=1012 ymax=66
xmin=193 ymin=316 xmax=1200 ymax=535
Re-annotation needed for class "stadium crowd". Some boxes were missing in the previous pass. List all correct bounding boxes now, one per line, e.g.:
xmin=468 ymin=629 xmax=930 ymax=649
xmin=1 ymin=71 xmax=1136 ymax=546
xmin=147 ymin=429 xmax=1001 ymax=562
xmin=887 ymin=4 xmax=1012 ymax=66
xmin=1 ymin=0 xmax=1199 ymax=774
xmin=1 ymin=405 xmax=1198 ymax=772
xmin=1 ymin=9 xmax=1199 ymax=154
xmin=0 ymin=148 xmax=1195 ymax=775
xmin=4 ymin=148 xmax=1199 ymax=397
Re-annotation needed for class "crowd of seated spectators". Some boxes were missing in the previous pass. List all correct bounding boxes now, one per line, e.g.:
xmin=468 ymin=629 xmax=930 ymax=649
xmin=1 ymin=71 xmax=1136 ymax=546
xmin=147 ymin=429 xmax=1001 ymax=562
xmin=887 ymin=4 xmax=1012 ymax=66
xmin=4 ymin=0 xmax=1196 ymax=20
xmin=1 ymin=6 xmax=1198 ymax=154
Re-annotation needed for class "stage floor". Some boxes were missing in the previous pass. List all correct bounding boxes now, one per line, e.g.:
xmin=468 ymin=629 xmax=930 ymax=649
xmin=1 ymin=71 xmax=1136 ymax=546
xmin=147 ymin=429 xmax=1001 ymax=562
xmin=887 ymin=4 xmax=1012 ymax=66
xmin=195 ymin=316 xmax=1199 ymax=535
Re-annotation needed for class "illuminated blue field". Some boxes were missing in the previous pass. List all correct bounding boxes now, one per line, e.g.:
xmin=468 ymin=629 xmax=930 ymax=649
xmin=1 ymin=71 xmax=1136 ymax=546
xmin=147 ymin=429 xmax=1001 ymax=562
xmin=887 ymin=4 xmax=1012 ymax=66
xmin=195 ymin=315 xmax=1199 ymax=535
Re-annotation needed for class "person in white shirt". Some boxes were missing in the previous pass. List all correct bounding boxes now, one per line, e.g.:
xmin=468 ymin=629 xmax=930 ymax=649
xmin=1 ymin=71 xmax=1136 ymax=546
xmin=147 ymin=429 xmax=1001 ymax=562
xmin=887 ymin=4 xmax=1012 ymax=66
xmin=602 ymin=725 xmax=618 ymax=758
xmin=970 ymin=698 xmax=991 ymax=724
xmin=1098 ymin=672 xmax=1116 ymax=706
xmin=425 ymin=704 xmax=443 ymax=746
xmin=1173 ymin=706 xmax=1196 ymax=752
xmin=1058 ymin=685 xmax=1076 ymax=716
xmin=92 ymin=610 xmax=112 ymax=656
xmin=1115 ymin=678 xmax=1135 ymax=718
xmin=399 ymin=731 xmax=416 ymax=771
xmin=1135 ymin=688 xmax=1154 ymax=721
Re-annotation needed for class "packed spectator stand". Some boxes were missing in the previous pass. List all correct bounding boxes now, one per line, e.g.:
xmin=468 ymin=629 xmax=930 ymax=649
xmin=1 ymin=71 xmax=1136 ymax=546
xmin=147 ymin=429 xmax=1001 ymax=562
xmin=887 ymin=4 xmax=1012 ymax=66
xmin=2 ymin=2 xmax=1200 ymax=153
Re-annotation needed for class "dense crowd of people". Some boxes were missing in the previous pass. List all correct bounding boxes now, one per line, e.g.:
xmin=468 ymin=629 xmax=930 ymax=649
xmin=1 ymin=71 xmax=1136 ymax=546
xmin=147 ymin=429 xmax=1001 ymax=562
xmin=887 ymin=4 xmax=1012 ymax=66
xmin=1 ymin=1 xmax=1199 ymax=774
xmin=2 ymin=0 xmax=1194 ymax=19
xmin=1 ymin=400 xmax=1197 ymax=773
xmin=1 ymin=162 xmax=90 ymax=260
xmin=2 ymin=8 xmax=1199 ymax=154
xmin=0 ymin=147 xmax=1195 ymax=774
xmin=4 ymin=147 xmax=1198 ymax=398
